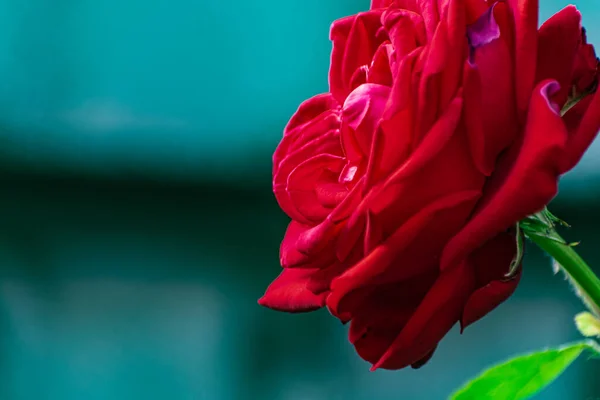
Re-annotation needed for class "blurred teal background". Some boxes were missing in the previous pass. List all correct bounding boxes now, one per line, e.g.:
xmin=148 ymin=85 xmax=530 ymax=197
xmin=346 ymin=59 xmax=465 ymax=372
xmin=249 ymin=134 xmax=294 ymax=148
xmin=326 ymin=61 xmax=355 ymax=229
xmin=0 ymin=0 xmax=599 ymax=399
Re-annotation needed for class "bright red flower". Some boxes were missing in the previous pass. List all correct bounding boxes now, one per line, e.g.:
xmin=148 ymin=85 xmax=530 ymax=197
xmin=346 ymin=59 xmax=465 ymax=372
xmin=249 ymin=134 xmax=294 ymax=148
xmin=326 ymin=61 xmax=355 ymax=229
xmin=260 ymin=0 xmax=600 ymax=370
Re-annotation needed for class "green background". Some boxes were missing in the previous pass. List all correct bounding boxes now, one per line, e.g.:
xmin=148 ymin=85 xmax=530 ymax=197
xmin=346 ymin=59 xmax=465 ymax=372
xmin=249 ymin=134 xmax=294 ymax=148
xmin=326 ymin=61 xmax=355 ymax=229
xmin=0 ymin=0 xmax=599 ymax=399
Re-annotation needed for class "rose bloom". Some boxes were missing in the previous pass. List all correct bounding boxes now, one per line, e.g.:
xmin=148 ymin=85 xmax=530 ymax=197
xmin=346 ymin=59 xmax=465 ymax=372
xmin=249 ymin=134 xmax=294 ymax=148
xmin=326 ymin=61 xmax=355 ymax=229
xmin=259 ymin=0 xmax=600 ymax=370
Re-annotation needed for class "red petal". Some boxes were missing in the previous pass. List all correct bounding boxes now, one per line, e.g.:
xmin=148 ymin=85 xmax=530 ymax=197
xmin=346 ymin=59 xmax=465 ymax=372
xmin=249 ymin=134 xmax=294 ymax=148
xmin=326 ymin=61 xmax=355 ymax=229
xmin=413 ymin=22 xmax=447 ymax=142
xmin=330 ymin=16 xmax=356 ymax=103
xmin=367 ymin=49 xmax=423 ymax=183
xmin=367 ymin=43 xmax=394 ymax=86
xmin=382 ymin=9 xmax=425 ymax=60
xmin=441 ymin=81 xmax=568 ymax=271
xmin=572 ymin=34 xmax=598 ymax=93
xmin=411 ymin=345 xmax=437 ymax=369
xmin=409 ymin=0 xmax=467 ymax=144
xmin=385 ymin=94 xmax=463 ymax=183
xmin=306 ymin=261 xmax=348 ymax=295
xmin=462 ymin=275 xmax=521 ymax=330
xmin=327 ymin=190 xmax=481 ymax=316
xmin=345 ymin=272 xmax=438 ymax=364
xmin=279 ymin=221 xmax=336 ymax=269
xmin=258 ymin=268 xmax=327 ymax=313
xmin=461 ymin=231 xmax=521 ymax=330
xmin=296 ymin=217 xmax=344 ymax=256
xmin=561 ymin=87 xmax=600 ymax=172
xmin=371 ymin=262 xmax=476 ymax=370
xmin=329 ymin=12 xmax=385 ymax=103
xmin=350 ymin=302 xmax=414 ymax=364
xmin=273 ymin=130 xmax=342 ymax=223
xmin=371 ymin=0 xmax=393 ymax=9
xmin=286 ymin=154 xmax=345 ymax=222
xmin=507 ymin=0 xmax=539 ymax=120
xmin=363 ymin=210 xmax=383 ymax=256
xmin=274 ymin=94 xmax=341 ymax=177
xmin=368 ymin=100 xmax=483 ymax=233
xmin=415 ymin=0 xmax=441 ymax=41
xmin=438 ymin=0 xmax=467 ymax=110
xmin=273 ymin=94 xmax=342 ymax=223
xmin=536 ymin=5 xmax=582 ymax=106
xmin=465 ymin=0 xmax=491 ymax=24
xmin=282 ymin=93 xmax=340 ymax=137
xmin=465 ymin=3 xmax=518 ymax=176
xmin=337 ymin=96 xmax=479 ymax=263
xmin=341 ymin=83 xmax=390 ymax=165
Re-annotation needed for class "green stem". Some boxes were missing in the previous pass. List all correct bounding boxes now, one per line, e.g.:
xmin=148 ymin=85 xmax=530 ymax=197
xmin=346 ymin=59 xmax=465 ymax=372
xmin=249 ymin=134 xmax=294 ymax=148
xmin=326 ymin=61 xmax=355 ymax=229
xmin=525 ymin=225 xmax=600 ymax=315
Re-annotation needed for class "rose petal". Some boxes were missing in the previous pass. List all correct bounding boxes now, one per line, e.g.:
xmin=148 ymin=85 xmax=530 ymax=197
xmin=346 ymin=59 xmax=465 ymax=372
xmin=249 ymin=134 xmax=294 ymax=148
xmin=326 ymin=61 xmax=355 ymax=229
xmin=258 ymin=268 xmax=327 ymax=313
xmin=411 ymin=345 xmax=437 ymax=369
xmin=306 ymin=260 xmax=348 ymax=294
xmin=367 ymin=43 xmax=394 ymax=86
xmin=364 ymin=210 xmax=383 ymax=256
xmin=382 ymin=8 xmax=425 ymax=60
xmin=280 ymin=221 xmax=337 ymax=269
xmin=371 ymin=262 xmax=476 ymax=370
xmin=507 ymin=0 xmax=538 ymax=119
xmin=337 ymin=95 xmax=478 ymax=263
xmin=275 ymin=94 xmax=341 ymax=177
xmin=438 ymin=0 xmax=467 ymax=110
xmin=342 ymin=83 xmax=391 ymax=165
xmin=286 ymin=154 xmax=346 ymax=222
xmin=536 ymin=5 xmax=582 ymax=106
xmin=572 ymin=29 xmax=598 ymax=93
xmin=346 ymin=272 xmax=438 ymax=364
xmin=296 ymin=217 xmax=344 ymax=256
xmin=413 ymin=21 xmax=446 ymax=142
xmin=330 ymin=11 xmax=385 ymax=103
xmin=371 ymin=0 xmax=393 ymax=9
xmin=461 ymin=231 xmax=521 ymax=330
xmin=327 ymin=189 xmax=481 ymax=315
xmin=274 ymin=130 xmax=342 ymax=223
xmin=441 ymin=81 xmax=568 ymax=271
xmin=349 ymin=300 xmax=414 ymax=364
xmin=465 ymin=0 xmax=492 ymax=24
xmin=467 ymin=3 xmax=500 ymax=51
xmin=415 ymin=0 xmax=440 ymax=41
xmin=464 ymin=5 xmax=518 ymax=176
xmin=561 ymin=87 xmax=600 ymax=172
xmin=385 ymin=95 xmax=463 ymax=183
xmin=282 ymin=93 xmax=340 ymax=137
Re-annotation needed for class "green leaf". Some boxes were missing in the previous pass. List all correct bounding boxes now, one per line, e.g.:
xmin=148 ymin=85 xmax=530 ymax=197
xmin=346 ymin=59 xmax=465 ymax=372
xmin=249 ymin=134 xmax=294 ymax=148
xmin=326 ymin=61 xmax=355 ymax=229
xmin=449 ymin=341 xmax=600 ymax=400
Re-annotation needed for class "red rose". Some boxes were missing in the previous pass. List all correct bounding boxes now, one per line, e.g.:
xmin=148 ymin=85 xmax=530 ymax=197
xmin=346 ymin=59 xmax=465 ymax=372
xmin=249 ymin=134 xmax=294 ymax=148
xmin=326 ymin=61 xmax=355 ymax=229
xmin=260 ymin=0 xmax=600 ymax=370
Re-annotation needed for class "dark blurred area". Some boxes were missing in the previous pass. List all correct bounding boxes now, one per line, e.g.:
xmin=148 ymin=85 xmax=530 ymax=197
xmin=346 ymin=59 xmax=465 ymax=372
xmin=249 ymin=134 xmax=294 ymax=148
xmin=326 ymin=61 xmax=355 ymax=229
xmin=0 ymin=0 xmax=599 ymax=399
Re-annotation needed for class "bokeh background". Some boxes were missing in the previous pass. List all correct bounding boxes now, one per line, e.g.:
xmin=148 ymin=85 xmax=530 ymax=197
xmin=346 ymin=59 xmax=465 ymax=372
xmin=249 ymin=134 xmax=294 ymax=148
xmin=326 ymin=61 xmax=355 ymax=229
xmin=0 ymin=0 xmax=599 ymax=399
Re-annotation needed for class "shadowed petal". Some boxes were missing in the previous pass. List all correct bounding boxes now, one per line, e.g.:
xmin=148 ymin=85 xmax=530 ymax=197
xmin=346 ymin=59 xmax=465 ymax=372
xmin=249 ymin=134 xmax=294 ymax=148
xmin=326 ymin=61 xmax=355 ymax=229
xmin=561 ymin=87 xmax=600 ymax=172
xmin=371 ymin=262 xmax=476 ymax=370
xmin=461 ymin=231 xmax=521 ymax=330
